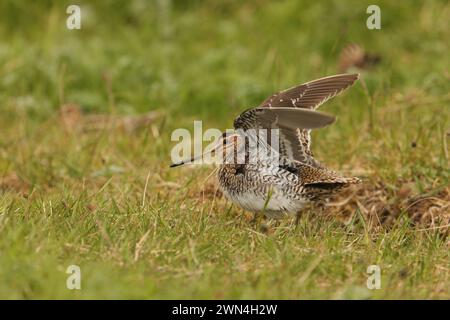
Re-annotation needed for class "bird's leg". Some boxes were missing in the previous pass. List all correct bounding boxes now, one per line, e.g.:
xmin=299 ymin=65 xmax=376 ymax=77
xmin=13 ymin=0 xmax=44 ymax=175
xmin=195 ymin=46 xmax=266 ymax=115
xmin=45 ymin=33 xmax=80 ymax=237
xmin=250 ymin=212 xmax=263 ymax=227
xmin=259 ymin=216 xmax=271 ymax=234
xmin=251 ymin=211 xmax=272 ymax=233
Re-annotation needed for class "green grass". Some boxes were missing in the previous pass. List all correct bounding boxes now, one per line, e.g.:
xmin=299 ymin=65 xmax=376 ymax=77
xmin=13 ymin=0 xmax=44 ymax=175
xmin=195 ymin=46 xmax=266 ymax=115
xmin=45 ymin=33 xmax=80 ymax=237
xmin=0 ymin=0 xmax=449 ymax=299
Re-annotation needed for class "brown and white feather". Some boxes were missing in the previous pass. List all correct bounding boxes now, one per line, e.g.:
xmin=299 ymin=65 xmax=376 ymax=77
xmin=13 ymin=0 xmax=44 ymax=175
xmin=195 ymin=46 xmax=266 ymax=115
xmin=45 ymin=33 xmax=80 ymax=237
xmin=234 ymin=74 xmax=359 ymax=165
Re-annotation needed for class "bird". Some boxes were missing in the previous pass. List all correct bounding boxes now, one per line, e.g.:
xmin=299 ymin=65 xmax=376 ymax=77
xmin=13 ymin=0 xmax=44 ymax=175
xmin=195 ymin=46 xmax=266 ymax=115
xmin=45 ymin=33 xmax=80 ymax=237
xmin=171 ymin=74 xmax=361 ymax=221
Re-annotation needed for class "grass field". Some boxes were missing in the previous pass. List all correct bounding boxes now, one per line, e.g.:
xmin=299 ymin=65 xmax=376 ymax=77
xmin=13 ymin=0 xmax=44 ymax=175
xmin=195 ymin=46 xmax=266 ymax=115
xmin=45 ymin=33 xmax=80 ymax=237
xmin=0 ymin=1 xmax=449 ymax=299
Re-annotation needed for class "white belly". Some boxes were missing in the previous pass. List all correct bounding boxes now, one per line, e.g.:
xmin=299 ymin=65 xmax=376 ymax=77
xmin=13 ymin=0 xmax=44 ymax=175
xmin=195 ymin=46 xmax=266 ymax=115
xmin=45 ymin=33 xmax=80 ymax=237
xmin=222 ymin=189 xmax=307 ymax=219
xmin=217 ymin=164 xmax=308 ymax=218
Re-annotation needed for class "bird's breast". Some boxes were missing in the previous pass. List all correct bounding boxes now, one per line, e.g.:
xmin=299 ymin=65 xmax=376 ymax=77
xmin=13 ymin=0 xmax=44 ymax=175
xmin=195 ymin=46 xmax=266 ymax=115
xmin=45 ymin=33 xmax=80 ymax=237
xmin=217 ymin=164 xmax=307 ymax=216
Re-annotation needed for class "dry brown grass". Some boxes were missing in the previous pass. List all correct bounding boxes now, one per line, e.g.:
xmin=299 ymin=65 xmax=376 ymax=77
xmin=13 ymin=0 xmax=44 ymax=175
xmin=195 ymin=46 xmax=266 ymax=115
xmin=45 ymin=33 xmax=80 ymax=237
xmin=326 ymin=180 xmax=450 ymax=235
xmin=191 ymin=177 xmax=449 ymax=235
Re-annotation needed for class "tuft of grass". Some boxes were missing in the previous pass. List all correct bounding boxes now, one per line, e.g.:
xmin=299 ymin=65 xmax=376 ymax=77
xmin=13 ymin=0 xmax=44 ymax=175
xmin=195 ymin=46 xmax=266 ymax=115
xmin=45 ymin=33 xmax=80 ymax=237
xmin=0 ymin=1 xmax=449 ymax=299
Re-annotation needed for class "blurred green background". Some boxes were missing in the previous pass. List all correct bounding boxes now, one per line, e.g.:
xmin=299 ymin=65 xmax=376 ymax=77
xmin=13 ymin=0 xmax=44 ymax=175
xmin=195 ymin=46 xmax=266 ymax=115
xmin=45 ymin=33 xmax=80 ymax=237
xmin=1 ymin=0 xmax=448 ymax=118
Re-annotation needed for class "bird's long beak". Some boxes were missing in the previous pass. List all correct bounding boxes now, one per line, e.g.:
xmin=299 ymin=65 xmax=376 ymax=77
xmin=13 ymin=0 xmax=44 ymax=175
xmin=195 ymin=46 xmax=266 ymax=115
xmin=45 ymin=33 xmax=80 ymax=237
xmin=170 ymin=152 xmax=206 ymax=168
xmin=170 ymin=133 xmax=238 ymax=168
xmin=170 ymin=141 xmax=222 ymax=168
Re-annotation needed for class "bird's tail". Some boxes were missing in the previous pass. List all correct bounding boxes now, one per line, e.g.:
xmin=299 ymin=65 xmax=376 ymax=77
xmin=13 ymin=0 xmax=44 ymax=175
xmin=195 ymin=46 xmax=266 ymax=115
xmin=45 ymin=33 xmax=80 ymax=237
xmin=342 ymin=176 xmax=362 ymax=185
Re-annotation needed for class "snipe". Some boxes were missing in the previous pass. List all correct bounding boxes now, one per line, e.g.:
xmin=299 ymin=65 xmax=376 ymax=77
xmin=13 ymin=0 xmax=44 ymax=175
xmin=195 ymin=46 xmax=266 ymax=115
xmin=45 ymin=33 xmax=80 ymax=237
xmin=171 ymin=74 xmax=361 ymax=220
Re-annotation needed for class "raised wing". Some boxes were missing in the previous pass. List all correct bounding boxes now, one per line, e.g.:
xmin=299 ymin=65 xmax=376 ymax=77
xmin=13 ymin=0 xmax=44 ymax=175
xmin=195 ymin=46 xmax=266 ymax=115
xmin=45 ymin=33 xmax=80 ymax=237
xmin=237 ymin=107 xmax=335 ymax=131
xmin=234 ymin=107 xmax=335 ymax=164
xmin=259 ymin=74 xmax=359 ymax=110
xmin=234 ymin=74 xmax=359 ymax=165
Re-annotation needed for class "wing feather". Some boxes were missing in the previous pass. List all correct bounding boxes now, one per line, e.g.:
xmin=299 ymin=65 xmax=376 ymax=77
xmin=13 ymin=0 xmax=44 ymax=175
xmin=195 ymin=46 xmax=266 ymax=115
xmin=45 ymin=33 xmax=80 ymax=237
xmin=234 ymin=74 xmax=358 ymax=165
xmin=259 ymin=73 xmax=359 ymax=110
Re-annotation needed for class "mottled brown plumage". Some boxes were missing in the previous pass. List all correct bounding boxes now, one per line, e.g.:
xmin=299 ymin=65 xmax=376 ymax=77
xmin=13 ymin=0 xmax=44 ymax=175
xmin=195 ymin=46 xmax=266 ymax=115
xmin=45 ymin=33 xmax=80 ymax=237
xmin=172 ymin=74 xmax=361 ymax=219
